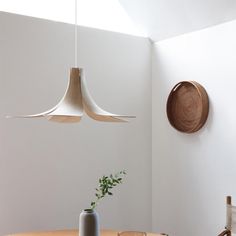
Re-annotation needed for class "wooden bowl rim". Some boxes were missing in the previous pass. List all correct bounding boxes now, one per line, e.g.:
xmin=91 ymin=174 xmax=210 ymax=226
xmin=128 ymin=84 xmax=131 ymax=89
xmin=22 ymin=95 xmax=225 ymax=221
xmin=166 ymin=80 xmax=209 ymax=133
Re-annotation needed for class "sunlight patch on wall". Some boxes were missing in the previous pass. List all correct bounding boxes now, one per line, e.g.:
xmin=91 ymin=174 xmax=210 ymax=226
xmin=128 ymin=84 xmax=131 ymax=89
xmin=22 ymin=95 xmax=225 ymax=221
xmin=0 ymin=0 xmax=146 ymax=37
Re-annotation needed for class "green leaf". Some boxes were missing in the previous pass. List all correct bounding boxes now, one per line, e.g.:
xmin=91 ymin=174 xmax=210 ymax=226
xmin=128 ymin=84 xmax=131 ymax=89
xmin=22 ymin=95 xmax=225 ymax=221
xmin=90 ymin=170 xmax=127 ymax=210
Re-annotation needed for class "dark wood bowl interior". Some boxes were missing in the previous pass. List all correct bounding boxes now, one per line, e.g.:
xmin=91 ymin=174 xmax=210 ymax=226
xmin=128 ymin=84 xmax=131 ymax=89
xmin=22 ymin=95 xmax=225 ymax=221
xmin=166 ymin=81 xmax=209 ymax=133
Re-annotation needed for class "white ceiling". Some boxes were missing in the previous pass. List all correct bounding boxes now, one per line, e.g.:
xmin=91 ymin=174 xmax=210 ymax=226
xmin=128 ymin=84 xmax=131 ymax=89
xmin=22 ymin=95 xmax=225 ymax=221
xmin=2 ymin=0 xmax=236 ymax=41
xmin=119 ymin=0 xmax=236 ymax=41
xmin=0 ymin=0 xmax=144 ymax=36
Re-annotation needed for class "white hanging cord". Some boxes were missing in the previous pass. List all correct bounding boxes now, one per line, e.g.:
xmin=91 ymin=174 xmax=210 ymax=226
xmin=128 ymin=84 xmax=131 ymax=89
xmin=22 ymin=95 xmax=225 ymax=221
xmin=75 ymin=0 xmax=78 ymax=67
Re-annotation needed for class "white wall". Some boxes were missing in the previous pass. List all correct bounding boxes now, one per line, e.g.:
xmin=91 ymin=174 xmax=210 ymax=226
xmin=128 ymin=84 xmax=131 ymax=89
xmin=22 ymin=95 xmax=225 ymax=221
xmin=4 ymin=9 xmax=235 ymax=236
xmin=0 ymin=12 xmax=152 ymax=236
xmin=152 ymin=20 xmax=236 ymax=236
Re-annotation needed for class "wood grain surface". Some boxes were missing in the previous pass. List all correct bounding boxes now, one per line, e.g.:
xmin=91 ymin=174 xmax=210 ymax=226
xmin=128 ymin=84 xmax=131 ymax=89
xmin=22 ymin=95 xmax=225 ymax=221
xmin=166 ymin=81 xmax=209 ymax=133
xmin=6 ymin=229 xmax=167 ymax=236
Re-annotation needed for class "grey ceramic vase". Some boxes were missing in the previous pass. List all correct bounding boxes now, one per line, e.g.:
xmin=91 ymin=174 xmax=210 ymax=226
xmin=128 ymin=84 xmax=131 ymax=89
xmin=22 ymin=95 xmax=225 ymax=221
xmin=79 ymin=209 xmax=100 ymax=236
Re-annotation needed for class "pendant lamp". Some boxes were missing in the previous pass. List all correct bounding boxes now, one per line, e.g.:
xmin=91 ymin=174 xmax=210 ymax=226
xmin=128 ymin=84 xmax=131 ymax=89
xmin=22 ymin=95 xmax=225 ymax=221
xmin=8 ymin=0 xmax=135 ymax=123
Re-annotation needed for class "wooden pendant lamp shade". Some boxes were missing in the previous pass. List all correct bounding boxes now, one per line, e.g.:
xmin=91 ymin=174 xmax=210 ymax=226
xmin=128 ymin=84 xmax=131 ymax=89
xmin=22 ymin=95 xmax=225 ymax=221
xmin=166 ymin=81 xmax=209 ymax=133
xmin=8 ymin=0 xmax=135 ymax=123
xmin=9 ymin=68 xmax=135 ymax=123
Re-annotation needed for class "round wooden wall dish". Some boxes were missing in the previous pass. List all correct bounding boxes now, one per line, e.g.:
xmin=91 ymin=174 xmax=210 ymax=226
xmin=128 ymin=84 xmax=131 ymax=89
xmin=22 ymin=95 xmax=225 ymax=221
xmin=166 ymin=81 xmax=209 ymax=133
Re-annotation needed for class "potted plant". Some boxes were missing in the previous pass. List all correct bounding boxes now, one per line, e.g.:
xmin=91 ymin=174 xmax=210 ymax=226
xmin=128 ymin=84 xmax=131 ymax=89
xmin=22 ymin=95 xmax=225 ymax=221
xmin=79 ymin=171 xmax=126 ymax=236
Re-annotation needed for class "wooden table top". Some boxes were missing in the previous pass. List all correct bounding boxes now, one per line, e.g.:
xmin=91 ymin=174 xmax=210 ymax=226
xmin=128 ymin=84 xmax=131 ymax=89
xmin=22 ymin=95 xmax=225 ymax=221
xmin=6 ymin=229 xmax=167 ymax=236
